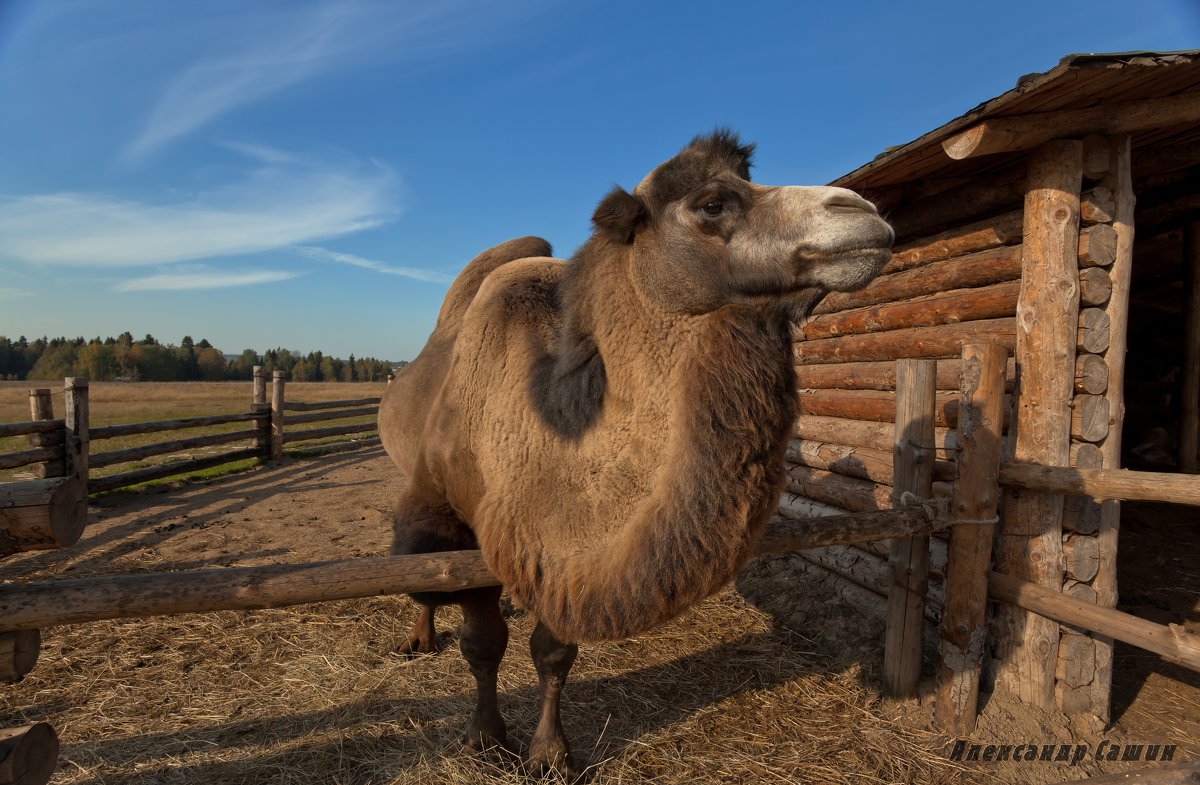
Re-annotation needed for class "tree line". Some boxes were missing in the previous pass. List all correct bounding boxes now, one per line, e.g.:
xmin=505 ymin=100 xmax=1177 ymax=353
xmin=0 ymin=334 xmax=403 ymax=383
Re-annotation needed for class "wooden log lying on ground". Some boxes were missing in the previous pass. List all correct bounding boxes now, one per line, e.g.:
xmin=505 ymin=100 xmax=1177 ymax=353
xmin=989 ymin=571 xmax=1200 ymax=672
xmin=795 ymin=357 xmax=1015 ymax=392
xmin=0 ymin=508 xmax=939 ymax=631
xmin=0 ymin=723 xmax=58 ymax=785
xmin=0 ymin=477 xmax=87 ymax=556
xmin=796 ymin=319 xmax=1018 ymax=365
xmin=999 ymin=463 xmax=1200 ymax=505
xmin=802 ymin=281 xmax=1020 ymax=340
xmin=794 ymin=415 xmax=958 ymax=459
xmin=0 ymin=631 xmax=39 ymax=684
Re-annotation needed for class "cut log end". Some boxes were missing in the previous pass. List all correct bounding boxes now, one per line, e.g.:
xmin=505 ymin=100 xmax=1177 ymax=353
xmin=0 ymin=631 xmax=40 ymax=684
xmin=0 ymin=477 xmax=87 ymax=555
xmin=0 ymin=723 xmax=59 ymax=785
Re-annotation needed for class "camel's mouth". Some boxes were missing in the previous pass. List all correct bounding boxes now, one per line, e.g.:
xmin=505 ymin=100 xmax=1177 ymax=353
xmin=789 ymin=243 xmax=891 ymax=293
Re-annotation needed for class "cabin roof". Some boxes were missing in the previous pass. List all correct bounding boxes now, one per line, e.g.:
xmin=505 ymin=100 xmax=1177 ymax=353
xmin=833 ymin=50 xmax=1200 ymax=193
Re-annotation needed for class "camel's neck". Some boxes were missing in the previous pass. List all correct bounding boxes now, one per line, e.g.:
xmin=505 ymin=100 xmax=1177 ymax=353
xmin=529 ymin=253 xmax=801 ymax=642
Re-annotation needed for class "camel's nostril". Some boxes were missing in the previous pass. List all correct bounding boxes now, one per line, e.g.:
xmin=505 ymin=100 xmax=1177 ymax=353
xmin=825 ymin=193 xmax=877 ymax=215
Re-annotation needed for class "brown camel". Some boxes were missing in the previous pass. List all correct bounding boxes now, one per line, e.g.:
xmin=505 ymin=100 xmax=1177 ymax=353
xmin=378 ymin=130 xmax=893 ymax=774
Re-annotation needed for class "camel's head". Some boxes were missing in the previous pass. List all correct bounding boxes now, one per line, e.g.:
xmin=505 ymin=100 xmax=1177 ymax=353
xmin=590 ymin=130 xmax=893 ymax=316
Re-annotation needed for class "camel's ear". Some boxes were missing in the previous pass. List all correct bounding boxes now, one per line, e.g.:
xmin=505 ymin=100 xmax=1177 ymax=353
xmin=592 ymin=186 xmax=647 ymax=244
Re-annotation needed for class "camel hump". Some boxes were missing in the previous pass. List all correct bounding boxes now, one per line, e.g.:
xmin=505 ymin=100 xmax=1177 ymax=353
xmin=435 ymin=236 xmax=552 ymax=334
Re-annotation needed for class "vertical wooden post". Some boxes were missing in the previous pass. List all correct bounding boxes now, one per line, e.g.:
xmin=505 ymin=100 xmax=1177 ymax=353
xmin=884 ymin=358 xmax=936 ymax=697
xmin=252 ymin=366 xmax=270 ymax=457
xmin=270 ymin=371 xmax=285 ymax=461
xmin=26 ymin=390 xmax=60 ymax=479
xmin=1181 ymin=218 xmax=1200 ymax=473
xmin=993 ymin=139 xmax=1082 ymax=710
xmin=63 ymin=377 xmax=89 ymax=489
xmin=935 ymin=343 xmax=1007 ymax=734
xmin=1092 ymin=135 xmax=1136 ymax=722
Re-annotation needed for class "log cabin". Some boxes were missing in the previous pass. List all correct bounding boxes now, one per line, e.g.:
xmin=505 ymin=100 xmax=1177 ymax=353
xmin=786 ymin=50 xmax=1200 ymax=724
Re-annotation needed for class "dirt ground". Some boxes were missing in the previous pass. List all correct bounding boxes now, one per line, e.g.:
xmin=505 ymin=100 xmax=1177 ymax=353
xmin=1 ymin=447 xmax=1196 ymax=784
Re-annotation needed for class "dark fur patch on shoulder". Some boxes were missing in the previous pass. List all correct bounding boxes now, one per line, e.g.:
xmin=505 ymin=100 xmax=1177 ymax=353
xmin=530 ymin=326 xmax=606 ymax=440
xmin=592 ymin=186 xmax=647 ymax=244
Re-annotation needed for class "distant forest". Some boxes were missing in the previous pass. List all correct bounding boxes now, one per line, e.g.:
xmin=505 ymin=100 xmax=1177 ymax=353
xmin=0 ymin=333 xmax=403 ymax=383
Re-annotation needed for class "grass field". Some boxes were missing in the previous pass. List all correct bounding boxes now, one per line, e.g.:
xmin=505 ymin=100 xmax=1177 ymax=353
xmin=0 ymin=380 xmax=388 ymax=485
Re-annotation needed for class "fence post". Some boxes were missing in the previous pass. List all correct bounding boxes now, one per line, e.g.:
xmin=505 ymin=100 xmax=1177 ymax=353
xmin=884 ymin=358 xmax=936 ymax=697
xmin=270 ymin=371 xmax=285 ymax=460
xmin=27 ymin=389 xmax=60 ymax=479
xmin=252 ymin=366 xmax=270 ymax=457
xmin=63 ymin=377 xmax=89 ymax=489
xmin=935 ymin=343 xmax=1007 ymax=734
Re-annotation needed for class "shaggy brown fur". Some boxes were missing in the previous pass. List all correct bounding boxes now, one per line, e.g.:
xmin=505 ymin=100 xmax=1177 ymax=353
xmin=377 ymin=131 xmax=893 ymax=771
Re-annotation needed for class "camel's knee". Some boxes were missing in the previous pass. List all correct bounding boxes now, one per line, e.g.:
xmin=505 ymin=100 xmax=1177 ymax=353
xmin=459 ymin=587 xmax=509 ymax=672
xmin=391 ymin=494 xmax=479 ymax=607
xmin=530 ymin=622 xmax=578 ymax=684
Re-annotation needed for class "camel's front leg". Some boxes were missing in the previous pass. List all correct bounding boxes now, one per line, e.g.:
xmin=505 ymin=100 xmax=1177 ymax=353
xmin=528 ymin=621 xmax=580 ymax=776
xmin=459 ymin=586 xmax=510 ymax=753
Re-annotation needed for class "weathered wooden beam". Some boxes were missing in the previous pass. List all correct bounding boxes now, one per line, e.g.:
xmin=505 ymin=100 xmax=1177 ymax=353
xmin=999 ymin=463 xmax=1200 ymax=505
xmin=1077 ymin=308 xmax=1111 ymax=354
xmin=1071 ymin=394 xmax=1110 ymax=444
xmin=798 ymin=389 xmax=962 ymax=427
xmin=0 ymin=631 xmax=39 ymax=684
xmin=88 ymin=447 xmax=262 ymax=495
xmin=63 ymin=378 xmax=88 ymax=483
xmin=270 ymin=372 xmax=285 ymax=461
xmin=25 ymin=391 xmax=60 ymax=480
xmin=787 ymin=439 xmax=956 ymax=486
xmin=283 ymin=407 xmax=379 ymax=426
xmin=802 ymin=281 xmax=1020 ymax=341
xmin=935 ymin=342 xmax=1008 ymax=735
xmin=89 ymin=412 xmax=256 ymax=441
xmin=994 ymin=139 xmax=1081 ymax=710
xmin=989 ymin=571 xmax=1200 ymax=673
xmin=884 ymin=359 xmax=936 ymax=697
xmin=1074 ymin=353 xmax=1108 ymax=395
xmin=281 ymin=422 xmax=376 ymax=445
xmin=0 ymin=477 xmax=87 ymax=556
xmin=89 ymin=428 xmax=260 ymax=469
xmin=795 ymin=318 xmax=1017 ymax=366
xmin=888 ymin=210 xmax=1022 ymax=273
xmin=1078 ymin=267 xmax=1112 ymax=307
xmin=795 ymin=358 xmax=1015 ymax=392
xmin=281 ymin=397 xmax=381 ymax=412
xmin=794 ymin=415 xmax=958 ymax=459
xmin=942 ymin=93 xmax=1200 ymax=160
xmin=1078 ymin=224 xmax=1118 ymax=268
xmin=758 ymin=506 xmax=941 ymax=554
xmin=0 ymin=723 xmax=58 ymax=785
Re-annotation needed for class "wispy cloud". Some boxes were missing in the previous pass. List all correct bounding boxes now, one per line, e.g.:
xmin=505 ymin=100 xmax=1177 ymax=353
xmin=0 ymin=155 xmax=396 ymax=267
xmin=0 ymin=287 xmax=33 ymax=300
xmin=121 ymin=0 xmax=525 ymax=161
xmin=297 ymin=246 xmax=452 ymax=283
xmin=114 ymin=268 xmax=301 ymax=292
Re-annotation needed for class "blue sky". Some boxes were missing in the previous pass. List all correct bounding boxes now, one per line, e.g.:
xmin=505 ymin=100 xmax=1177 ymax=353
xmin=1 ymin=1 xmax=1196 ymax=362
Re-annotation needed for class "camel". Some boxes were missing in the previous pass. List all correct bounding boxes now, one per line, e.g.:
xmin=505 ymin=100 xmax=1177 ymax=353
xmin=377 ymin=130 xmax=893 ymax=774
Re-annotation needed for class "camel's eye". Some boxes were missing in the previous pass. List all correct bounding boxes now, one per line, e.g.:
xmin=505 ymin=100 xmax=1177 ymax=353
xmin=701 ymin=200 xmax=723 ymax=216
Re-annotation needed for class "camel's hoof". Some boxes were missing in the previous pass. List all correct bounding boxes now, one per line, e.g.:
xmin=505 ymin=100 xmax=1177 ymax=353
xmin=394 ymin=637 xmax=438 ymax=658
xmin=527 ymin=738 xmax=581 ymax=781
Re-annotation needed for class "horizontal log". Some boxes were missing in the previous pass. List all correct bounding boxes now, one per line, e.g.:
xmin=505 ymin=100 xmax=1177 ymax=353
xmin=786 ymin=464 xmax=893 ymax=512
xmin=795 ymin=358 xmax=1015 ymax=392
xmin=0 ymin=420 xmax=62 ymax=440
xmin=1078 ymin=267 xmax=1112 ymax=307
xmin=1078 ymin=224 xmax=1118 ymax=268
xmin=999 ymin=463 xmax=1200 ymax=505
xmin=1077 ymin=308 xmax=1111 ymax=354
xmin=943 ymin=92 xmax=1200 ymax=160
xmin=802 ymin=280 xmax=1020 ymax=340
xmin=283 ymin=407 xmax=379 ymax=426
xmin=989 ymin=571 xmax=1200 ymax=672
xmin=281 ymin=422 xmax=376 ymax=445
xmin=887 ymin=166 xmax=1026 ymax=239
xmin=794 ymin=416 xmax=958 ymax=459
xmin=0 ymin=477 xmax=87 ymax=555
xmin=90 ymin=428 xmax=260 ymax=469
xmin=0 ymin=446 xmax=63 ymax=472
xmin=0 ymin=508 xmax=941 ymax=632
xmin=287 ymin=435 xmax=381 ymax=456
xmin=1071 ymin=394 xmax=1110 ymax=443
xmin=0 ymin=630 xmax=40 ymax=684
xmin=787 ymin=439 xmax=956 ymax=485
xmin=88 ymin=447 xmax=263 ymax=495
xmin=759 ymin=505 xmax=944 ymax=553
xmin=888 ymin=209 xmax=1022 ymax=273
xmin=798 ymin=389 xmax=962 ymax=428
xmin=1074 ymin=353 xmax=1108 ymax=395
xmin=796 ymin=319 xmax=1017 ymax=365
xmin=281 ymin=397 xmax=380 ymax=412
xmin=0 ymin=722 xmax=58 ymax=785
xmin=814 ymin=246 xmax=1022 ymax=315
xmin=88 ymin=411 xmax=256 ymax=440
